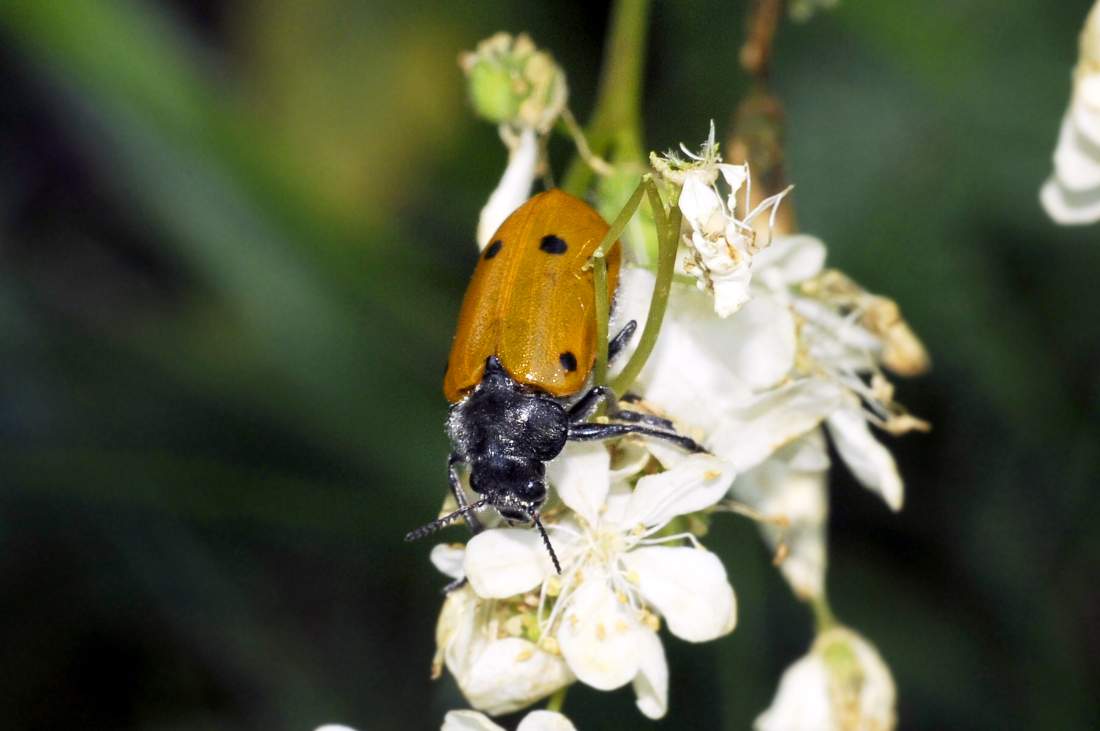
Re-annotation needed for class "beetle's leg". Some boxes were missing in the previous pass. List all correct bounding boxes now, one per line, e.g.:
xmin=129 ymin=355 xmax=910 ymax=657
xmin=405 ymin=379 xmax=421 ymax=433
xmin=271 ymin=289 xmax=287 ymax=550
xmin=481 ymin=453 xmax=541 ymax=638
xmin=567 ymin=421 xmax=706 ymax=453
xmin=608 ymin=320 xmax=637 ymax=362
xmin=448 ymin=453 xmax=482 ymax=535
xmin=567 ymin=386 xmax=618 ymax=424
xmin=611 ymin=409 xmax=675 ymax=430
xmin=570 ymin=384 xmax=676 ymax=430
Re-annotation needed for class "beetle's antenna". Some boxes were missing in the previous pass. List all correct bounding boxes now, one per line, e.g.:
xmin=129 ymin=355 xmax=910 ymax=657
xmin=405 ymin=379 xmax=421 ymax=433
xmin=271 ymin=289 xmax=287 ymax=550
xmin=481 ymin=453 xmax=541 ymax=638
xmin=404 ymin=499 xmax=489 ymax=542
xmin=529 ymin=509 xmax=562 ymax=575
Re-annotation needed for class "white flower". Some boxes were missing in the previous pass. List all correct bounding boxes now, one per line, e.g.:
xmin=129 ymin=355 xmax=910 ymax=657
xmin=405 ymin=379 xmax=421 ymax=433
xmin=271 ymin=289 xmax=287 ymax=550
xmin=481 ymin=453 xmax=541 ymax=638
xmin=433 ymin=583 xmax=573 ymax=716
xmin=616 ymin=232 xmax=926 ymax=514
xmin=476 ymin=127 xmax=539 ymax=249
xmin=652 ymin=123 xmax=790 ymax=317
xmin=755 ymin=627 xmax=897 ymax=731
xmin=1041 ymin=1 xmax=1100 ymax=224
xmin=463 ymin=445 xmax=738 ymax=719
xmin=443 ymin=709 xmax=577 ymax=731
xmin=731 ymin=431 xmax=830 ymax=599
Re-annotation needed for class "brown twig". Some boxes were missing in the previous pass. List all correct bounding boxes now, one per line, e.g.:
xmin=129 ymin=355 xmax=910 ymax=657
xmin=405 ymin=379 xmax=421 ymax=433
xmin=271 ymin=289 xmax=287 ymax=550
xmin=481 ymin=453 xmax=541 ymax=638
xmin=729 ymin=0 xmax=796 ymax=235
xmin=739 ymin=0 xmax=784 ymax=80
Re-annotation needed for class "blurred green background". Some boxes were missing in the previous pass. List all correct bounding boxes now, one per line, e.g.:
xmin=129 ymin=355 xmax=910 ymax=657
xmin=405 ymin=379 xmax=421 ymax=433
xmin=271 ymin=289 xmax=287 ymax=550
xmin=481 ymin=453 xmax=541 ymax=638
xmin=1 ymin=1 xmax=1098 ymax=729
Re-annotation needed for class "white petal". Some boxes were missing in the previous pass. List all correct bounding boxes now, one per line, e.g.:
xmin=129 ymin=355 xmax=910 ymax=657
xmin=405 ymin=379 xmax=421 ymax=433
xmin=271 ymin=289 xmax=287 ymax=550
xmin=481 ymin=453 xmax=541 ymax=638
xmin=315 ymin=726 xmax=359 ymax=731
xmin=754 ymin=651 xmax=832 ymax=731
xmin=753 ymin=234 xmax=827 ymax=289
xmin=465 ymin=529 xmax=551 ymax=598
xmin=719 ymin=162 xmax=749 ymax=213
xmin=547 ymin=441 xmax=610 ymax=527
xmin=516 ymin=710 xmax=578 ymax=731
xmin=1071 ymin=75 xmax=1100 ymax=146
xmin=846 ymin=631 xmax=898 ymax=729
xmin=619 ymin=453 xmax=735 ymax=529
xmin=621 ymin=546 xmax=737 ymax=642
xmin=459 ymin=637 xmax=574 ymax=716
xmin=442 ymin=710 xmax=504 ymax=731
xmin=631 ymin=628 xmax=669 ymax=719
xmin=1040 ymin=174 xmax=1100 ymax=224
xmin=709 ymin=379 xmax=844 ymax=473
xmin=721 ymin=296 xmax=797 ymax=389
xmin=1053 ymin=113 xmax=1100 ymax=190
xmin=608 ymin=439 xmax=653 ymax=481
xmin=476 ymin=128 xmax=538 ymax=249
xmin=438 ymin=586 xmax=482 ymax=676
xmin=618 ymin=269 xmax=757 ymax=434
xmin=556 ymin=579 xmax=645 ymax=690
xmin=732 ymin=432 xmax=829 ymax=599
xmin=679 ymin=173 xmax=724 ymax=232
xmin=710 ymin=257 xmax=753 ymax=318
xmin=825 ymin=406 xmax=904 ymax=510
xmin=431 ymin=543 xmax=467 ymax=580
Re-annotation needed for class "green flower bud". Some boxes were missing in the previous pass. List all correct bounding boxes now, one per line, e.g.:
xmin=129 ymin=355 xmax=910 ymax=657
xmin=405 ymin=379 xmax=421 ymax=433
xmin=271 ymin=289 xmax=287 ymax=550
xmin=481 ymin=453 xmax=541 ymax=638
xmin=460 ymin=32 xmax=567 ymax=132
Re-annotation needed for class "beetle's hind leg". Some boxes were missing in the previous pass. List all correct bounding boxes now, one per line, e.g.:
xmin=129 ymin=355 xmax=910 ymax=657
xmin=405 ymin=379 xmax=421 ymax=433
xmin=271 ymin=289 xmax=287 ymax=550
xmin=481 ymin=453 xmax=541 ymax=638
xmin=567 ymin=421 xmax=707 ymax=453
xmin=610 ymin=409 xmax=675 ymax=430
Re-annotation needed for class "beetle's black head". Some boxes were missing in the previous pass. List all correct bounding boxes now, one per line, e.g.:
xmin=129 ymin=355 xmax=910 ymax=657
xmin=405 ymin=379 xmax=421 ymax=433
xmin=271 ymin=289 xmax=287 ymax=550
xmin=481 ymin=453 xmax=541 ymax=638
xmin=470 ymin=454 xmax=546 ymax=520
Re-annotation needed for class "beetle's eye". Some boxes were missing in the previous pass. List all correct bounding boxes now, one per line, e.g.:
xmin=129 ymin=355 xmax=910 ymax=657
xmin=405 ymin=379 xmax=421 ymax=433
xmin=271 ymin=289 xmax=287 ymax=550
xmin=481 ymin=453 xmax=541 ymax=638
xmin=518 ymin=479 xmax=545 ymax=502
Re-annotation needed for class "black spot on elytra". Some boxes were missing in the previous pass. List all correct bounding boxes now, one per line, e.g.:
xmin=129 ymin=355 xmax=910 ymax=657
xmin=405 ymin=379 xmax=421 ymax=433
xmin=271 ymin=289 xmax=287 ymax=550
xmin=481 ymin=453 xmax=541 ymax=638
xmin=559 ymin=351 xmax=577 ymax=372
xmin=484 ymin=239 xmax=503 ymax=259
xmin=539 ymin=235 xmax=567 ymax=254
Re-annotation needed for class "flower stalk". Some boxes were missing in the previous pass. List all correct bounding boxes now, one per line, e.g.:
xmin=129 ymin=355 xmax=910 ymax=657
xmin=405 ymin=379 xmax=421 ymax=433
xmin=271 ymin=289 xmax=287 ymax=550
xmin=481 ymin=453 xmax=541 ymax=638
xmin=561 ymin=0 xmax=650 ymax=196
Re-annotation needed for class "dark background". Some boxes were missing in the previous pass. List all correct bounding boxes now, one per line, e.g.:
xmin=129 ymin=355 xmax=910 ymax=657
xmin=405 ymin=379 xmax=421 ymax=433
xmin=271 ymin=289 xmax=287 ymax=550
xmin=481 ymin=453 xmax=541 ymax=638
xmin=2 ymin=1 xmax=1098 ymax=729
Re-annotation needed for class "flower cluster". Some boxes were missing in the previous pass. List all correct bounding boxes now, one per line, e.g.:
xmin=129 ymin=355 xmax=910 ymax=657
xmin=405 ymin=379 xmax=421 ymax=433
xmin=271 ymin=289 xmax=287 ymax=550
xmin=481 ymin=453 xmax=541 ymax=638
xmin=651 ymin=123 xmax=791 ymax=317
xmin=435 ymin=446 xmax=737 ymax=719
xmin=413 ymin=123 xmax=927 ymax=730
xmin=1041 ymin=0 xmax=1100 ymax=224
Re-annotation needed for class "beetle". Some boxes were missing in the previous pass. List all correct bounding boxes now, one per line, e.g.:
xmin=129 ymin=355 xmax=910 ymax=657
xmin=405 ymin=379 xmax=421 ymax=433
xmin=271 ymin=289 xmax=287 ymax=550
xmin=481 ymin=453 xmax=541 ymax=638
xmin=405 ymin=189 xmax=702 ymax=573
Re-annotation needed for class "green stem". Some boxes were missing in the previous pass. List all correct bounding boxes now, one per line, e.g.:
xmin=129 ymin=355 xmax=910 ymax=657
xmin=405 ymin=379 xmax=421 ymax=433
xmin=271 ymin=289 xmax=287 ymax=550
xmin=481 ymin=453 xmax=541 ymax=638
xmin=610 ymin=185 xmax=680 ymax=395
xmin=561 ymin=0 xmax=651 ymax=196
xmin=811 ymin=594 xmax=838 ymax=633
xmin=592 ymin=179 xmax=648 ymax=385
xmin=546 ymin=686 xmax=568 ymax=713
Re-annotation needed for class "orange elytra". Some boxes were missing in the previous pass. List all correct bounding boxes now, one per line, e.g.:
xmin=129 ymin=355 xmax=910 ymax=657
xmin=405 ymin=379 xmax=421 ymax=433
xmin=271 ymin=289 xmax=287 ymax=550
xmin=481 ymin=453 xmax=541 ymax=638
xmin=443 ymin=188 xmax=621 ymax=402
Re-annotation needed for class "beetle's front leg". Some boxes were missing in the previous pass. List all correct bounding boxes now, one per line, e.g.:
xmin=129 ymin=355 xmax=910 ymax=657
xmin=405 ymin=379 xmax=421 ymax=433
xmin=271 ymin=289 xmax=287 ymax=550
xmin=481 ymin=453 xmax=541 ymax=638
xmin=448 ymin=452 xmax=482 ymax=535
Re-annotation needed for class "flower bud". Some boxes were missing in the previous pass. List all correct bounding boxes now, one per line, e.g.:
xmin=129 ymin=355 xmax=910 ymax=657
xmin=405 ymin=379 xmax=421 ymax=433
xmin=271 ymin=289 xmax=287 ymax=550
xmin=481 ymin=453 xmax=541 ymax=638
xmin=460 ymin=33 xmax=567 ymax=133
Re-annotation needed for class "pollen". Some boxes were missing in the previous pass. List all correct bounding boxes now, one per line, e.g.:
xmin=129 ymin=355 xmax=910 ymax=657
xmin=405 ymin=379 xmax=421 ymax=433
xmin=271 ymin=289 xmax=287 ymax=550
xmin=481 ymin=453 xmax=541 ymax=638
xmin=704 ymin=470 xmax=721 ymax=480
xmin=504 ymin=616 xmax=525 ymax=636
xmin=515 ymin=647 xmax=535 ymax=662
xmin=596 ymin=623 xmax=607 ymax=641
xmin=539 ymin=636 xmax=561 ymax=655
